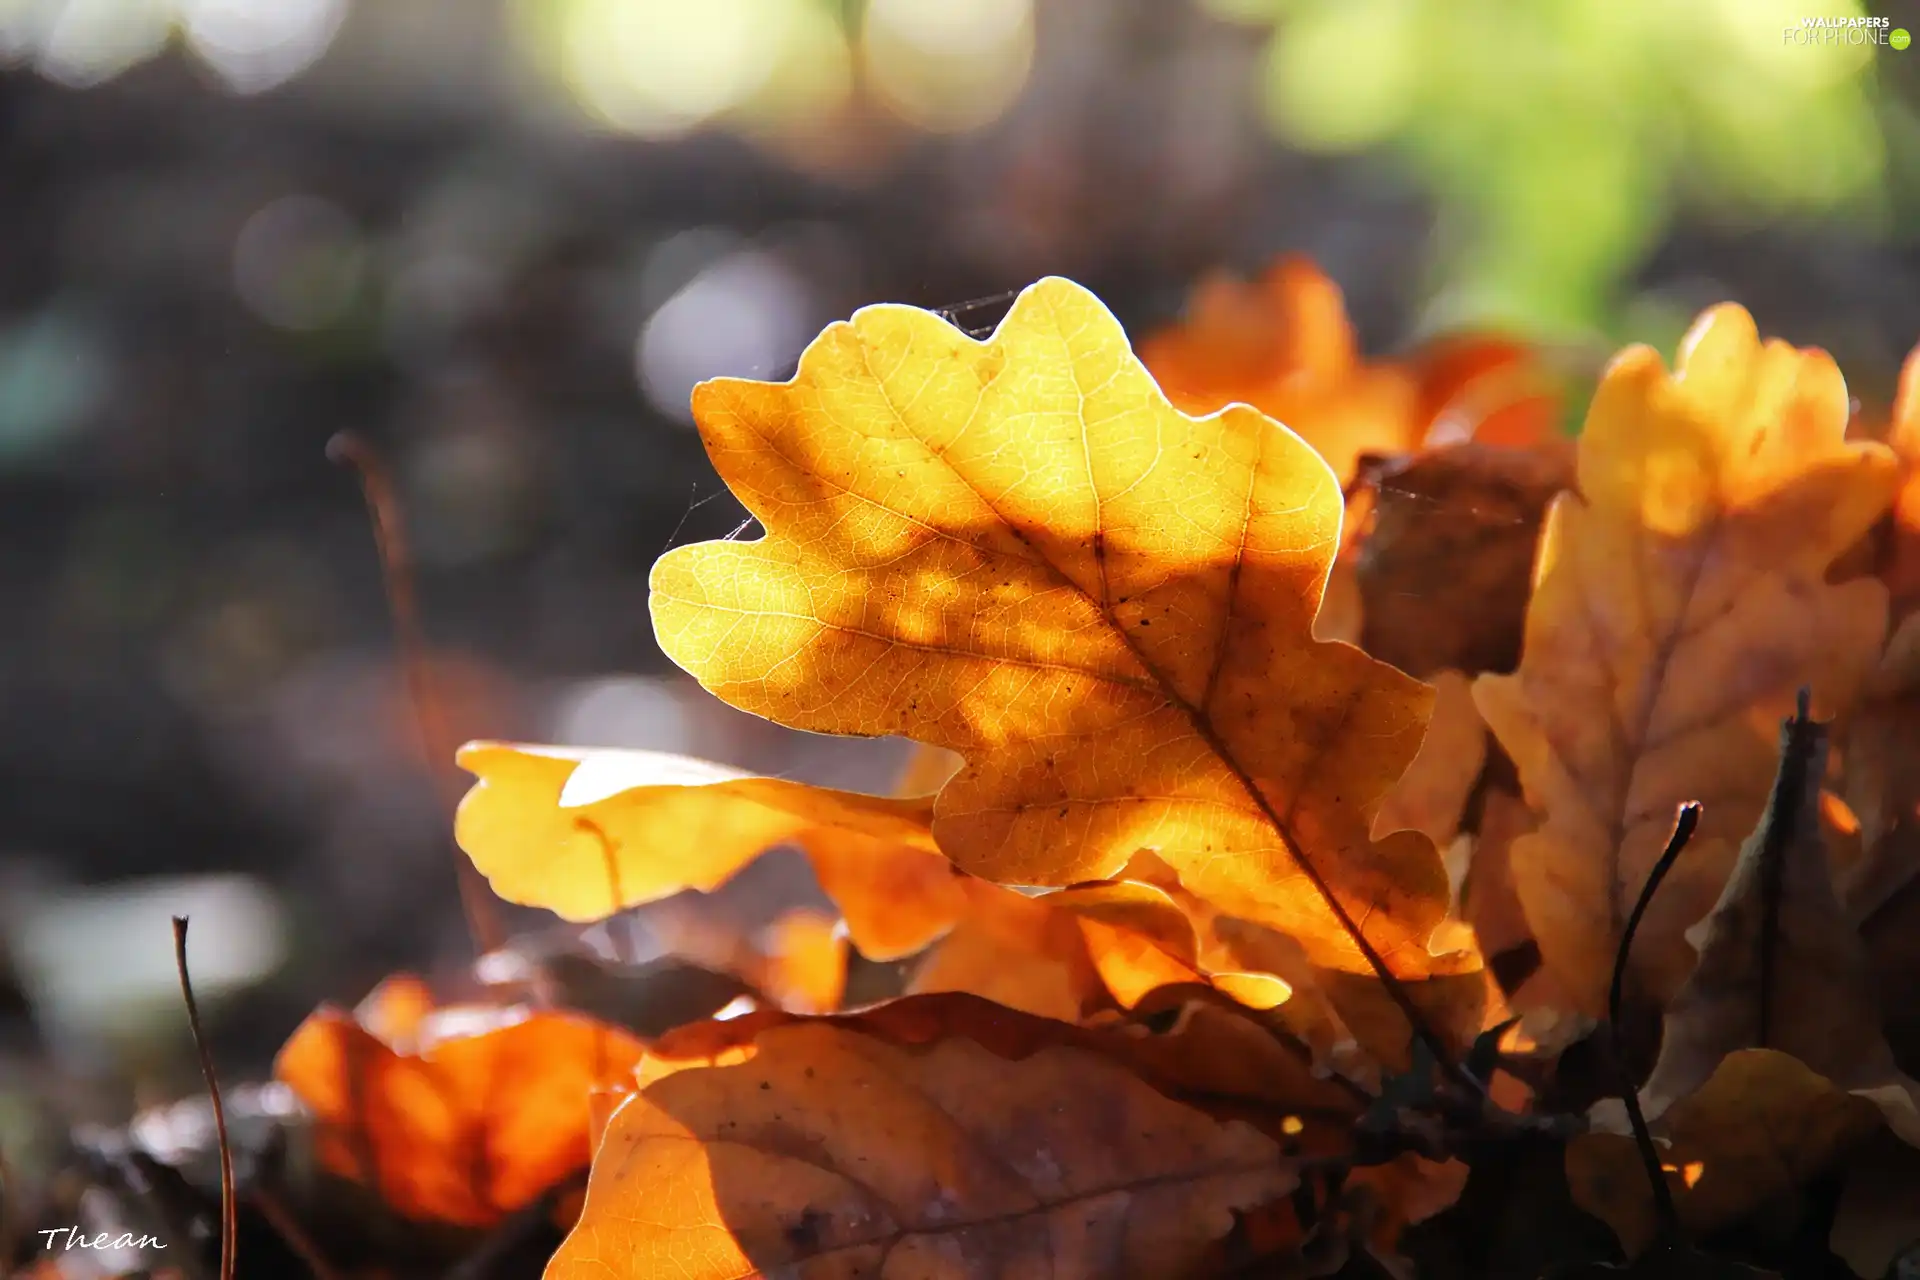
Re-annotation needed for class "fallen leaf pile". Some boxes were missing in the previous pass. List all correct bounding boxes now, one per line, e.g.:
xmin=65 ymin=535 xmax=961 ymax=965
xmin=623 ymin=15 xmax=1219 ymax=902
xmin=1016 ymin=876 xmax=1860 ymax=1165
xmin=29 ymin=260 xmax=1920 ymax=1280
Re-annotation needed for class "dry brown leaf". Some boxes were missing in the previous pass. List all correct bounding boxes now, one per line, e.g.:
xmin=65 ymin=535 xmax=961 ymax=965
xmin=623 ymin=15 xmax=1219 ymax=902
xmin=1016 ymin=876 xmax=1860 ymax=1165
xmin=1569 ymin=1049 xmax=1886 ymax=1258
xmin=548 ymin=1014 xmax=1301 ymax=1279
xmin=1355 ymin=442 xmax=1571 ymax=679
xmin=1473 ymin=304 xmax=1900 ymax=1015
xmin=649 ymin=275 xmax=1462 ymax=991
xmin=637 ymin=991 xmax=1364 ymax=1154
xmin=1457 ymin=788 xmax=1537 ymax=973
xmin=1847 ymin=614 xmax=1920 ymax=914
xmin=453 ymin=742 xmax=967 ymax=961
xmin=1640 ymin=704 xmax=1918 ymax=1139
xmin=274 ymin=1002 xmax=645 ymax=1227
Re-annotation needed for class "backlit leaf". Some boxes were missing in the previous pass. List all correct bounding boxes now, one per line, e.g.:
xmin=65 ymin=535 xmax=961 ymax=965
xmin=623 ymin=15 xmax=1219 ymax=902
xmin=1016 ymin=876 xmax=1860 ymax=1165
xmin=454 ymin=742 xmax=967 ymax=961
xmin=1473 ymin=304 xmax=1899 ymax=1014
xmin=274 ymin=1001 xmax=645 ymax=1227
xmin=650 ymin=275 xmax=1459 ymax=990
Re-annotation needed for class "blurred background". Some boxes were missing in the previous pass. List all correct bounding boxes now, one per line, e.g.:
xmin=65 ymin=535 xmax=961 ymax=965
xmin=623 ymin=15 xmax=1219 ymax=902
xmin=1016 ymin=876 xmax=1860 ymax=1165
xmin=1 ymin=0 xmax=1919 ymax=1123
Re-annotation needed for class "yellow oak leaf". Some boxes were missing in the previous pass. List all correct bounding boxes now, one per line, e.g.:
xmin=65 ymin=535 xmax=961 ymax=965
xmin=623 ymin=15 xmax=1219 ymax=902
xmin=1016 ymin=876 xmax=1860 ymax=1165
xmin=453 ymin=742 xmax=967 ymax=961
xmin=1473 ymin=304 xmax=1899 ymax=1015
xmin=649 ymin=276 xmax=1455 ymax=990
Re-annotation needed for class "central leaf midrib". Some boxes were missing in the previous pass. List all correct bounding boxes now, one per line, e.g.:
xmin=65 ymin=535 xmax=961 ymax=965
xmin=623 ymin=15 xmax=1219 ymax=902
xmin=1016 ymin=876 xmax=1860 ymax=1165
xmin=851 ymin=326 xmax=1392 ymax=973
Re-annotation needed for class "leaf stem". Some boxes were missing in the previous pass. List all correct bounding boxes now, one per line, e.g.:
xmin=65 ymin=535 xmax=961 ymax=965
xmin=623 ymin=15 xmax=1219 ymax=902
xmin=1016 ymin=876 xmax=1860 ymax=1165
xmin=172 ymin=916 xmax=236 ymax=1280
xmin=327 ymin=431 xmax=504 ymax=957
xmin=1608 ymin=801 xmax=1702 ymax=1246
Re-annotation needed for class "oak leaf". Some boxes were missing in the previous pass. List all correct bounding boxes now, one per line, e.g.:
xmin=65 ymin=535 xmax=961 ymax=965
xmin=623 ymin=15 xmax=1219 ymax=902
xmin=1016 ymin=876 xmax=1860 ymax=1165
xmin=1569 ymin=1050 xmax=1886 ymax=1258
xmin=1373 ymin=670 xmax=1487 ymax=852
xmin=1473 ymin=304 xmax=1899 ymax=1014
xmin=274 ymin=1000 xmax=645 ymax=1227
xmin=1049 ymin=879 xmax=1292 ymax=1013
xmin=634 ymin=992 xmax=1364 ymax=1154
xmin=1850 ymin=615 xmax=1920 ymax=1068
xmin=650 ymin=274 xmax=1458 ymax=993
xmin=1355 ymin=442 xmax=1572 ymax=679
xmin=1640 ymin=700 xmax=1920 ymax=1140
xmin=549 ymin=1014 xmax=1300 ymax=1279
xmin=454 ymin=742 xmax=967 ymax=961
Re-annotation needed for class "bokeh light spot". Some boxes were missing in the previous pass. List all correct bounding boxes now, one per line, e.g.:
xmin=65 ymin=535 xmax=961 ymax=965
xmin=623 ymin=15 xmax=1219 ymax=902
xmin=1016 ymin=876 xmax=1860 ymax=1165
xmin=636 ymin=248 xmax=817 ymax=425
xmin=862 ymin=0 xmax=1035 ymax=133
xmin=558 ymin=0 xmax=789 ymax=137
xmin=179 ymin=0 xmax=347 ymax=94
xmin=232 ymin=195 xmax=366 ymax=332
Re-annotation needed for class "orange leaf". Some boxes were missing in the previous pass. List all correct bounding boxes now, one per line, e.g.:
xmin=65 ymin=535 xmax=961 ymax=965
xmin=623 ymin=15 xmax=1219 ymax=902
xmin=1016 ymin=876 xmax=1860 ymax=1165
xmin=1882 ymin=343 xmax=1920 ymax=619
xmin=759 ymin=909 xmax=850 ymax=1014
xmin=907 ymin=879 xmax=1107 ymax=1021
xmin=1046 ymin=879 xmax=1293 ymax=1013
xmin=454 ymin=743 xmax=967 ymax=961
xmin=1138 ymin=256 xmax=1420 ymax=483
xmin=1373 ymin=671 xmax=1486 ymax=852
xmin=274 ymin=1003 xmax=644 ymax=1227
xmin=1473 ymin=304 xmax=1899 ymax=1014
xmin=650 ymin=275 xmax=1457 ymax=994
xmin=354 ymin=972 xmax=436 ymax=1050
xmin=1407 ymin=332 xmax=1562 ymax=450
xmin=549 ymin=1014 xmax=1299 ymax=1279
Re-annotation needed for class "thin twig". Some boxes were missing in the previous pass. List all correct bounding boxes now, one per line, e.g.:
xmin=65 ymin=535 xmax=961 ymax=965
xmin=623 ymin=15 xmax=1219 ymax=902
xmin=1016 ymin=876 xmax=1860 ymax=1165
xmin=248 ymin=1187 xmax=345 ymax=1280
xmin=1758 ymin=687 xmax=1818 ymax=1049
xmin=173 ymin=917 xmax=236 ymax=1280
xmin=1609 ymin=801 xmax=1702 ymax=1245
xmin=327 ymin=431 xmax=505 ymax=957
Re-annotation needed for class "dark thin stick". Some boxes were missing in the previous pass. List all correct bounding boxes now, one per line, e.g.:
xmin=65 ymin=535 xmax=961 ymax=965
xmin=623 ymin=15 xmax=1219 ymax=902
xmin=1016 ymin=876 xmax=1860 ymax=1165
xmin=1609 ymin=801 xmax=1702 ymax=1244
xmin=173 ymin=917 xmax=236 ymax=1280
xmin=327 ymin=432 xmax=505 ymax=957
xmin=248 ymin=1187 xmax=344 ymax=1280
xmin=1758 ymin=687 xmax=1818 ymax=1049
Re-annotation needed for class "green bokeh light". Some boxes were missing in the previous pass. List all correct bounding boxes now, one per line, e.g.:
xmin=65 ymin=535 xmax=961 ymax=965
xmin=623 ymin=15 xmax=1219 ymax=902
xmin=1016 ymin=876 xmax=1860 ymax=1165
xmin=1210 ymin=0 xmax=1899 ymax=337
